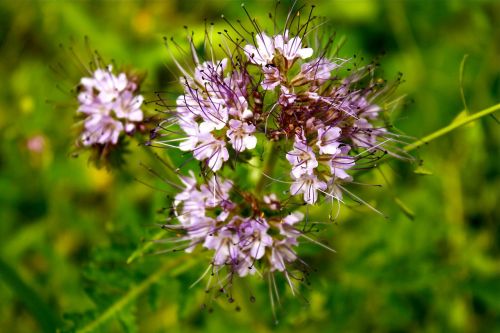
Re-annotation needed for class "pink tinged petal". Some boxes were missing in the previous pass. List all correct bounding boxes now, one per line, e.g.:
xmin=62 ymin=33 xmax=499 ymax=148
xmin=81 ymin=114 xmax=124 ymax=146
xmin=286 ymin=140 xmax=318 ymax=178
xmin=283 ymin=212 xmax=304 ymax=226
xmin=244 ymin=33 xmax=274 ymax=65
xmin=77 ymin=91 xmax=94 ymax=106
xmin=329 ymin=146 xmax=354 ymax=180
xmin=290 ymin=173 xmax=326 ymax=205
xmin=290 ymin=180 xmax=303 ymax=196
xmin=198 ymin=121 xmax=216 ymax=133
xmin=261 ymin=65 xmax=281 ymax=90
xmin=237 ymin=259 xmax=257 ymax=277
xmin=115 ymin=73 xmax=128 ymax=91
xmin=270 ymin=247 xmax=286 ymax=272
xmin=275 ymin=35 xmax=313 ymax=61
xmin=243 ymin=45 xmax=261 ymax=64
xmin=317 ymin=127 xmax=342 ymax=155
xmin=273 ymin=34 xmax=285 ymax=52
xmin=278 ymin=86 xmax=297 ymax=106
xmin=227 ymin=119 xmax=257 ymax=152
xmin=300 ymin=58 xmax=336 ymax=82
xmin=270 ymin=241 xmax=297 ymax=272
xmin=205 ymin=143 xmax=229 ymax=171
xmin=250 ymin=241 xmax=265 ymax=259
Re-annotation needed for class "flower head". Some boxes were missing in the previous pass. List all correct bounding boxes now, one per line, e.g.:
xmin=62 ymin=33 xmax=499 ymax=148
xmin=152 ymin=4 xmax=404 ymax=299
xmin=77 ymin=65 xmax=144 ymax=146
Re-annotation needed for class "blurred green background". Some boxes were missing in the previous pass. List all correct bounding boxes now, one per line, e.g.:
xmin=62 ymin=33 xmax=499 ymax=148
xmin=1 ymin=0 xmax=499 ymax=332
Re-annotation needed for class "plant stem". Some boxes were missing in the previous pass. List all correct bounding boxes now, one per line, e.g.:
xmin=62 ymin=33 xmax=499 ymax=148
xmin=126 ymin=229 xmax=166 ymax=264
xmin=76 ymin=256 xmax=195 ymax=333
xmin=403 ymin=102 xmax=500 ymax=152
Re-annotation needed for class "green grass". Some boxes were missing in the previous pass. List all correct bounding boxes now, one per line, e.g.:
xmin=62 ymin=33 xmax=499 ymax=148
xmin=0 ymin=1 xmax=499 ymax=332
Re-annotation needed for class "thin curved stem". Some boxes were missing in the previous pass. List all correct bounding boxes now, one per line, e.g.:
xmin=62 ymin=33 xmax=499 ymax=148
xmin=403 ymin=102 xmax=500 ymax=152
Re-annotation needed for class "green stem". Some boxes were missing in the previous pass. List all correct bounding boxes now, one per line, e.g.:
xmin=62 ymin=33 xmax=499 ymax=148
xmin=403 ymin=103 xmax=500 ymax=152
xmin=126 ymin=229 xmax=166 ymax=264
xmin=76 ymin=256 xmax=195 ymax=333
xmin=255 ymin=141 xmax=279 ymax=194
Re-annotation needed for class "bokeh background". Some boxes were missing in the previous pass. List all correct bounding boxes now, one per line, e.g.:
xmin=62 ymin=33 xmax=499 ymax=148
xmin=1 ymin=0 xmax=499 ymax=332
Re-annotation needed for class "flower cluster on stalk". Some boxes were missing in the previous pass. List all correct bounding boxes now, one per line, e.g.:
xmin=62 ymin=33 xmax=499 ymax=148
xmin=149 ymin=5 xmax=403 ymax=293
xmin=77 ymin=66 xmax=144 ymax=147
xmin=165 ymin=172 xmax=304 ymax=278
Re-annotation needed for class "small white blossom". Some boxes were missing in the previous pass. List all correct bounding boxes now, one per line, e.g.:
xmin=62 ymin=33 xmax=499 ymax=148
xmin=226 ymin=119 xmax=257 ymax=152
xmin=290 ymin=173 xmax=327 ymax=204
xmin=286 ymin=137 xmax=318 ymax=178
xmin=81 ymin=114 xmax=124 ymax=146
xmin=192 ymin=133 xmax=229 ymax=171
xmin=316 ymin=126 xmax=341 ymax=155
xmin=273 ymin=31 xmax=313 ymax=61
xmin=243 ymin=32 xmax=276 ymax=66
xmin=77 ymin=66 xmax=143 ymax=146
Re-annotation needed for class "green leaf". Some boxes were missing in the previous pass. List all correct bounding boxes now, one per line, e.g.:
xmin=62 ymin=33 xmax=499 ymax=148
xmin=394 ymin=197 xmax=415 ymax=221
xmin=450 ymin=110 xmax=470 ymax=125
xmin=0 ymin=258 xmax=61 ymax=333
xmin=117 ymin=304 xmax=138 ymax=333
xmin=75 ymin=256 xmax=195 ymax=333
xmin=413 ymin=165 xmax=433 ymax=175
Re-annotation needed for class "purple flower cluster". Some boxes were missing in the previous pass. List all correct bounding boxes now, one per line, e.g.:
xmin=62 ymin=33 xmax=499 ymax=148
xmin=77 ymin=66 xmax=144 ymax=146
xmin=157 ymin=29 xmax=397 ymax=204
xmin=166 ymin=172 xmax=303 ymax=277
xmin=151 ymin=7 xmax=402 ymax=288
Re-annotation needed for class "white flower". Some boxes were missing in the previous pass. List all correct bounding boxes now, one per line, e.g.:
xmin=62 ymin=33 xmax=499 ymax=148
xmin=228 ymin=96 xmax=253 ymax=120
xmin=270 ymin=239 xmax=297 ymax=272
xmin=300 ymin=58 xmax=337 ymax=83
xmin=201 ymin=176 xmax=233 ymax=208
xmin=77 ymin=66 xmax=143 ymax=146
xmin=278 ymin=212 xmax=304 ymax=238
xmin=261 ymin=65 xmax=281 ymax=90
xmin=278 ymin=86 xmax=297 ymax=107
xmin=286 ymin=137 xmax=318 ymax=178
xmin=192 ymin=133 xmax=229 ymax=171
xmin=81 ymin=66 xmax=128 ymax=103
xmin=290 ymin=173 xmax=327 ymax=204
xmin=239 ymin=218 xmax=273 ymax=259
xmin=81 ymin=114 xmax=124 ymax=146
xmin=198 ymin=99 xmax=229 ymax=132
xmin=204 ymin=227 xmax=240 ymax=265
xmin=273 ymin=31 xmax=313 ymax=61
xmin=244 ymin=31 xmax=313 ymax=66
xmin=244 ymin=32 xmax=275 ymax=66
xmin=178 ymin=121 xmax=202 ymax=152
xmin=330 ymin=145 xmax=354 ymax=181
xmin=226 ymin=119 xmax=257 ymax=152
xmin=194 ymin=59 xmax=228 ymax=84
xmin=352 ymin=118 xmax=387 ymax=148
xmin=114 ymin=91 xmax=144 ymax=132
xmin=316 ymin=126 xmax=341 ymax=155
